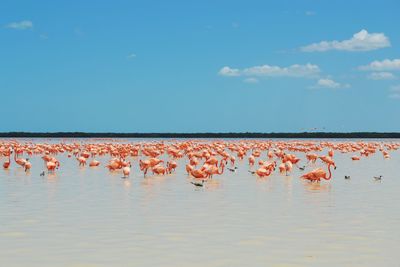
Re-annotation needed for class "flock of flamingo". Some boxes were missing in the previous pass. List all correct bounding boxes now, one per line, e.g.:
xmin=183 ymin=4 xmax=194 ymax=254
xmin=0 ymin=139 xmax=398 ymax=184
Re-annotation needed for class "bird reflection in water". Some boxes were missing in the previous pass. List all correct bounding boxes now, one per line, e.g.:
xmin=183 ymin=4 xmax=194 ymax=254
xmin=303 ymin=181 xmax=332 ymax=192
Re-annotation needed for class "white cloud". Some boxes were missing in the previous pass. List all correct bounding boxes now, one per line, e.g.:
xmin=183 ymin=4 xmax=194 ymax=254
xmin=359 ymin=59 xmax=400 ymax=71
xmin=127 ymin=53 xmax=136 ymax=59
xmin=301 ymin=29 xmax=390 ymax=52
xmin=5 ymin=20 xmax=33 ymax=30
xmin=244 ymin=63 xmax=320 ymax=77
xmin=368 ymin=72 xmax=396 ymax=80
xmin=243 ymin=78 xmax=259 ymax=83
xmin=312 ymin=78 xmax=350 ymax=89
xmin=218 ymin=66 xmax=240 ymax=76
xmin=219 ymin=63 xmax=320 ymax=78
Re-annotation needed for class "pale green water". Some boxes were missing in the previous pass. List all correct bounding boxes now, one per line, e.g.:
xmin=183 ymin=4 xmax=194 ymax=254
xmin=0 ymin=139 xmax=399 ymax=267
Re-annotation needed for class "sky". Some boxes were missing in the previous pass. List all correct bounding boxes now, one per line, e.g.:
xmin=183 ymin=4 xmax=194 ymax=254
xmin=1 ymin=0 xmax=399 ymax=133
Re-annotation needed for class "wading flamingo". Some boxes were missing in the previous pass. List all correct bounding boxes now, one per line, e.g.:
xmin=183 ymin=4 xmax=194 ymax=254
xmin=77 ymin=156 xmax=87 ymax=166
xmin=24 ymin=159 xmax=32 ymax=172
xmin=3 ymin=152 xmax=11 ymax=169
xmin=89 ymin=159 xmax=100 ymax=167
xmin=301 ymin=164 xmax=333 ymax=182
xmin=122 ymin=166 xmax=131 ymax=178
xmin=189 ymin=168 xmax=208 ymax=179
xmin=14 ymin=152 xmax=27 ymax=168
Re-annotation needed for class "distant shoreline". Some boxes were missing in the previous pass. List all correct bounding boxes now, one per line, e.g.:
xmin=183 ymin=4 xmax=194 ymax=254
xmin=1 ymin=132 xmax=400 ymax=139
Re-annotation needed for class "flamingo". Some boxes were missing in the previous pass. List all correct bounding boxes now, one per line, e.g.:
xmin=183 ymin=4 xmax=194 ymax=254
xmin=139 ymin=159 xmax=151 ymax=176
xmin=14 ymin=152 xmax=27 ymax=167
xmin=189 ymin=157 xmax=199 ymax=166
xmin=205 ymin=157 xmax=218 ymax=167
xmin=186 ymin=164 xmax=194 ymax=175
xmin=3 ymin=152 xmax=11 ymax=169
xmin=167 ymin=161 xmax=177 ymax=173
xmin=248 ymin=155 xmax=255 ymax=166
xmin=279 ymin=163 xmax=286 ymax=174
xmin=77 ymin=156 xmax=87 ymax=166
xmin=24 ymin=160 xmax=32 ymax=172
xmin=89 ymin=159 xmax=100 ymax=167
xmin=189 ymin=168 xmax=208 ymax=179
xmin=230 ymin=156 xmax=235 ymax=166
xmin=306 ymin=153 xmax=318 ymax=163
xmin=249 ymin=167 xmax=272 ymax=178
xmin=106 ymin=159 xmax=121 ymax=171
xmin=122 ymin=166 xmax=131 ymax=178
xmin=301 ymin=164 xmax=334 ymax=182
xmin=285 ymin=161 xmax=293 ymax=175
xmin=46 ymin=161 xmax=57 ymax=172
xmin=203 ymin=162 xmax=225 ymax=178
xmin=152 ymin=165 xmax=167 ymax=175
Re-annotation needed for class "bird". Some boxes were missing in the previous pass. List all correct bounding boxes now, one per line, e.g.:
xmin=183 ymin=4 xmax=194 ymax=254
xmin=122 ymin=166 xmax=131 ymax=178
xmin=227 ymin=167 xmax=236 ymax=172
xmin=374 ymin=175 xmax=383 ymax=181
xmin=299 ymin=166 xmax=305 ymax=171
xmin=24 ymin=160 xmax=32 ymax=172
xmin=40 ymin=171 xmax=45 ymax=176
xmin=89 ymin=159 xmax=100 ymax=167
xmin=301 ymin=164 xmax=334 ymax=182
xmin=191 ymin=180 xmax=205 ymax=187
xmin=3 ymin=151 xmax=11 ymax=169
xmin=344 ymin=175 xmax=350 ymax=179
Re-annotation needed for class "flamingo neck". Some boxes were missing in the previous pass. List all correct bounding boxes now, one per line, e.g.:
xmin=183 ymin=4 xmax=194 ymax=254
xmin=325 ymin=164 xmax=332 ymax=180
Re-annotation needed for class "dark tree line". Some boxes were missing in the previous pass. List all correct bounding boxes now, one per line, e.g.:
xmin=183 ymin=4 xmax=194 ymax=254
xmin=1 ymin=132 xmax=400 ymax=138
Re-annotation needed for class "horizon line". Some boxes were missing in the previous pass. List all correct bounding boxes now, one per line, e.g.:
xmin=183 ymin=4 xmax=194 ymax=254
xmin=1 ymin=132 xmax=400 ymax=139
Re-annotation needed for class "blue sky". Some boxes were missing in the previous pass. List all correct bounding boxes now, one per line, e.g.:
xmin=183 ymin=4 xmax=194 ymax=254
xmin=1 ymin=0 xmax=399 ymax=132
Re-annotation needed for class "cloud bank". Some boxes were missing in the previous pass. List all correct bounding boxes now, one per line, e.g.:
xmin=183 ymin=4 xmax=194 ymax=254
xmin=367 ymin=72 xmax=396 ymax=80
xmin=301 ymin=29 xmax=390 ymax=52
xmin=219 ymin=63 xmax=320 ymax=78
xmin=359 ymin=59 xmax=400 ymax=71
xmin=5 ymin=20 xmax=33 ymax=30
xmin=312 ymin=78 xmax=350 ymax=89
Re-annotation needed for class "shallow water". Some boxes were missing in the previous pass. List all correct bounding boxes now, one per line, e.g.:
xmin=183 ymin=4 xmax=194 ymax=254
xmin=0 ymin=139 xmax=399 ymax=267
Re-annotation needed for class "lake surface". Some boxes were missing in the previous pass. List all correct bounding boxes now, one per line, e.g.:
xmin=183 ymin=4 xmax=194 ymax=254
xmin=0 ymin=139 xmax=399 ymax=267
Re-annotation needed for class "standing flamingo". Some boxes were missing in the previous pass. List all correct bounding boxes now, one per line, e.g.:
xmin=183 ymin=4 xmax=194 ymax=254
xmin=301 ymin=164 xmax=333 ymax=182
xmin=24 ymin=159 xmax=32 ymax=172
xmin=14 ymin=152 xmax=27 ymax=168
xmin=122 ymin=166 xmax=131 ymax=178
xmin=3 ymin=152 xmax=11 ymax=169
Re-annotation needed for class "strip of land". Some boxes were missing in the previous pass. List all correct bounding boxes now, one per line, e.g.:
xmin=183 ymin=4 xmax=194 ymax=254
xmin=1 ymin=132 xmax=400 ymax=138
